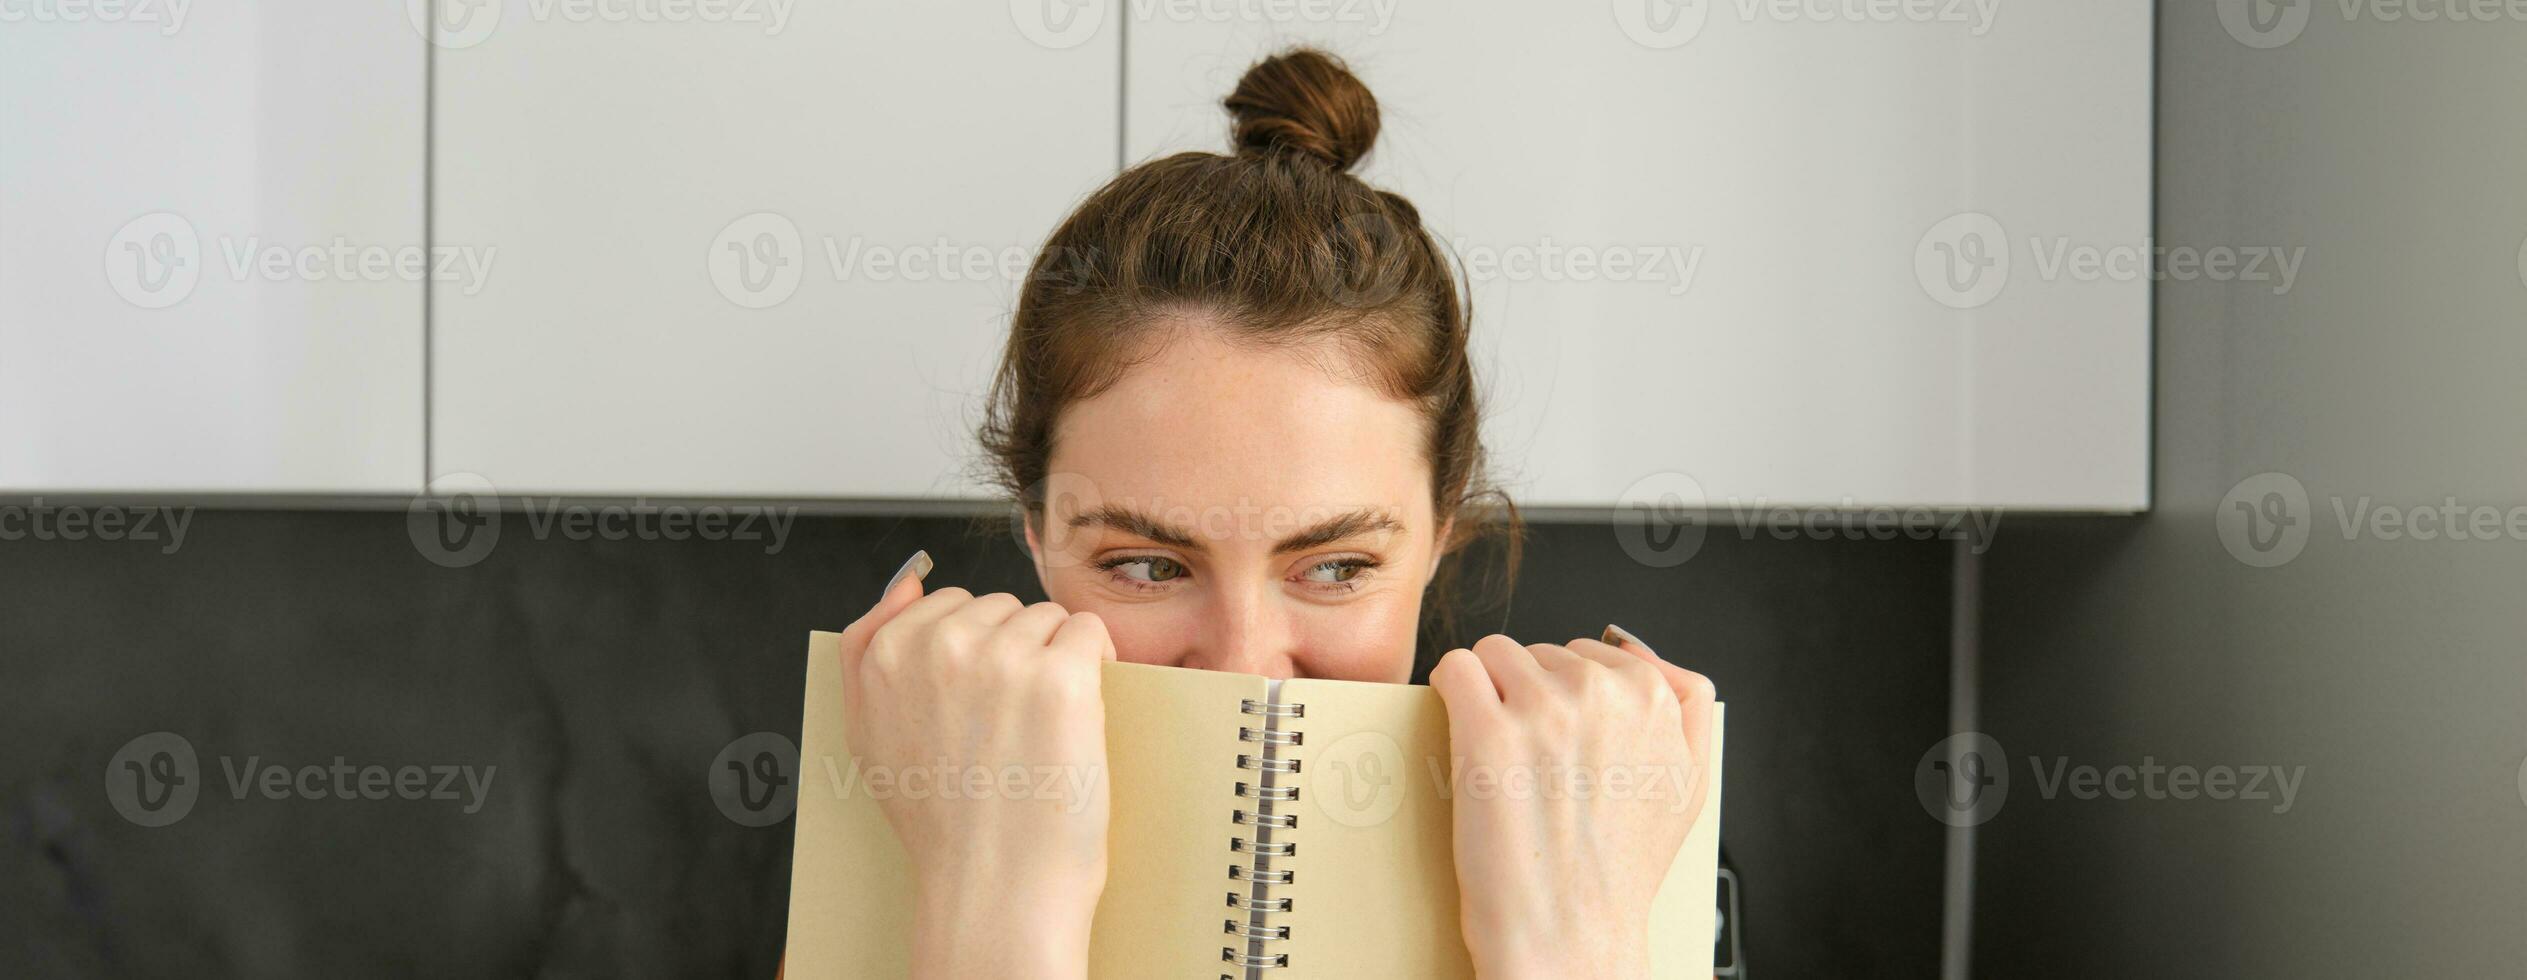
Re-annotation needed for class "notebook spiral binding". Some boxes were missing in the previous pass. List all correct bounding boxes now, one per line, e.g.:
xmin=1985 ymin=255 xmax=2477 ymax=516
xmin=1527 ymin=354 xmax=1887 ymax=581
xmin=1224 ymin=696 xmax=1305 ymax=975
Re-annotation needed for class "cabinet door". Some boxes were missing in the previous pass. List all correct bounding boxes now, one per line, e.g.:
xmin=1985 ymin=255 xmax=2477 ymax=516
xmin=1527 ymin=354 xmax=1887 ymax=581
xmin=1125 ymin=3 xmax=2150 ymax=510
xmin=0 ymin=0 xmax=425 ymax=494
xmin=431 ymin=6 xmax=1119 ymax=499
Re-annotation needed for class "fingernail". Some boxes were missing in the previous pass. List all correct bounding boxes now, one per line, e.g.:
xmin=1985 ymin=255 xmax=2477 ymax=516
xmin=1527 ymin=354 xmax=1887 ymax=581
xmin=885 ymin=550 xmax=932 ymax=592
xmin=1602 ymin=623 xmax=1644 ymax=648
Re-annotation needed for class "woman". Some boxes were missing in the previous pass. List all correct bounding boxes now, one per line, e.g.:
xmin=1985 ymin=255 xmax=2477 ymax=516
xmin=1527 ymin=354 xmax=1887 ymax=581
xmin=829 ymin=48 xmax=1716 ymax=978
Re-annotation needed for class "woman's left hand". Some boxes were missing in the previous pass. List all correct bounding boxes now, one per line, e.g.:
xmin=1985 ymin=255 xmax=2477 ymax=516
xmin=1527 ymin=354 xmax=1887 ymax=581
xmin=1427 ymin=627 xmax=1716 ymax=980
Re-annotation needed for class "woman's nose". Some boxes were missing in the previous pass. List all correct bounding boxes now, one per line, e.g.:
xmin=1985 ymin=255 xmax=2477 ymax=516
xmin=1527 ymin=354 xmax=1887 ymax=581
xmin=1185 ymin=590 xmax=1297 ymax=678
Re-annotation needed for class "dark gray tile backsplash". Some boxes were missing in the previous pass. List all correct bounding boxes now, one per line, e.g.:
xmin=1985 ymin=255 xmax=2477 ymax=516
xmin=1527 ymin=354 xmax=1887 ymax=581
xmin=1 ymin=509 xmax=1951 ymax=977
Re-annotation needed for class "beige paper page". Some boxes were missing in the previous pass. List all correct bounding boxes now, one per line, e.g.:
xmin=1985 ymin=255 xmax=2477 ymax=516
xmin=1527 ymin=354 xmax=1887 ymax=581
xmin=1084 ymin=660 xmax=1268 ymax=976
xmin=1274 ymin=675 xmax=1472 ymax=978
xmin=1650 ymin=702 xmax=1725 ymax=979
xmin=784 ymin=632 xmax=1267 ymax=979
xmin=1280 ymin=676 xmax=1725 ymax=979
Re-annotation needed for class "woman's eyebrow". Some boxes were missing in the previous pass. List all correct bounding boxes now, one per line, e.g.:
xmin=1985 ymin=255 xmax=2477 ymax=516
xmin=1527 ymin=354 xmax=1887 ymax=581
xmin=1272 ymin=508 xmax=1403 ymax=555
xmin=1062 ymin=504 xmax=1401 ymax=554
xmin=1065 ymin=505 xmax=1202 ymax=550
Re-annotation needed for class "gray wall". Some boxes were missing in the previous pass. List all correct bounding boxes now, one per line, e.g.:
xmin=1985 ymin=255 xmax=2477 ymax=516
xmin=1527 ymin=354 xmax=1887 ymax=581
xmin=1974 ymin=3 xmax=2527 ymax=975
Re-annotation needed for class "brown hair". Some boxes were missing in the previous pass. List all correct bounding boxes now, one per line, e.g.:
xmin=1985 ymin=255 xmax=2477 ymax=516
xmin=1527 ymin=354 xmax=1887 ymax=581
xmin=980 ymin=47 xmax=1519 ymax=654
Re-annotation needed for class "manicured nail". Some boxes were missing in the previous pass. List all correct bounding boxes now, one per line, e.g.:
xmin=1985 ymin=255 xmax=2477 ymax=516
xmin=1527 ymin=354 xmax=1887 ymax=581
xmin=1602 ymin=623 xmax=1644 ymax=648
xmin=885 ymin=550 xmax=932 ymax=592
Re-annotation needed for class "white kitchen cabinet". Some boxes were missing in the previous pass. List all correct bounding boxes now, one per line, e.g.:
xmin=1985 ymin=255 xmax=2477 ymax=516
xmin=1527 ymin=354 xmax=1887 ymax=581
xmin=1125 ymin=2 xmax=2151 ymax=511
xmin=9 ymin=3 xmax=2140 ymax=506
xmin=429 ymin=5 xmax=1120 ymax=498
xmin=0 ymin=0 xmax=426 ymax=494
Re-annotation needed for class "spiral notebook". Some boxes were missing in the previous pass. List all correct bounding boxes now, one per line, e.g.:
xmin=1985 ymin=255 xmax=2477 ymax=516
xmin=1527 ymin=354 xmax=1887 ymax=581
xmin=783 ymin=630 xmax=1725 ymax=978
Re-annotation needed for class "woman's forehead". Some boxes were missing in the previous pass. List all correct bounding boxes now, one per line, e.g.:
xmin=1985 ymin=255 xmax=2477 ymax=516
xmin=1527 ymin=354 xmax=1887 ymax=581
xmin=1044 ymin=329 xmax=1435 ymax=538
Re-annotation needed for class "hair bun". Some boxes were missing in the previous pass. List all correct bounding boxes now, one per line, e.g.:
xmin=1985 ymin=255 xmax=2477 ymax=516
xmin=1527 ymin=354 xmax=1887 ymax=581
xmin=1224 ymin=48 xmax=1380 ymax=173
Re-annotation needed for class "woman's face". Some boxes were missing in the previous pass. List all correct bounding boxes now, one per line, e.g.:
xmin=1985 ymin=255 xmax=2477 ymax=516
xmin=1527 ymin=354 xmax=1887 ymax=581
xmin=1024 ymin=319 xmax=1446 ymax=683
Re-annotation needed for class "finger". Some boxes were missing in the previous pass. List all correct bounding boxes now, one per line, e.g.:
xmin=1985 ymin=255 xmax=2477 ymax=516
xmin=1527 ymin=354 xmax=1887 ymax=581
xmin=878 ymin=583 xmax=980 ymax=641
xmin=1603 ymin=623 xmax=1718 ymax=711
xmin=1467 ymin=634 xmax=1546 ymax=704
xmin=940 ymin=591 xmax=1027 ymax=633
xmin=1427 ymin=647 xmax=1503 ymax=726
xmin=838 ymin=550 xmax=932 ymax=671
xmin=1525 ymin=641 xmax=1590 ymax=673
xmin=853 ymin=585 xmax=980 ymax=707
xmin=1565 ymin=637 xmax=1658 ymax=681
xmin=1049 ymin=610 xmax=1117 ymax=662
xmin=997 ymin=600 xmax=1073 ymax=651
xmin=839 ymin=550 xmax=932 ymax=721
xmin=1603 ymin=626 xmax=1718 ymax=784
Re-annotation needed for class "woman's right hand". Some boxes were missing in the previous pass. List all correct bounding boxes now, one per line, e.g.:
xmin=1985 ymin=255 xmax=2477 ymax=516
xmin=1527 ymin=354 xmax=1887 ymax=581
xmin=835 ymin=551 xmax=1117 ymax=980
xmin=1426 ymin=628 xmax=1716 ymax=980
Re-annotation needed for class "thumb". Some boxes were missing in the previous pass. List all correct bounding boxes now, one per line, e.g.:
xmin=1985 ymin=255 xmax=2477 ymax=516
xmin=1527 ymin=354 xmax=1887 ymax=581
xmin=838 ymin=550 xmax=932 ymax=692
xmin=867 ymin=549 xmax=933 ymax=622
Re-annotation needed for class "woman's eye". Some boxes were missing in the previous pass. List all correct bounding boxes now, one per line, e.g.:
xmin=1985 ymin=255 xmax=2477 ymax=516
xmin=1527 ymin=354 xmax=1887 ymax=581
xmin=1115 ymin=556 xmax=1187 ymax=583
xmin=1302 ymin=559 xmax=1368 ymax=583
